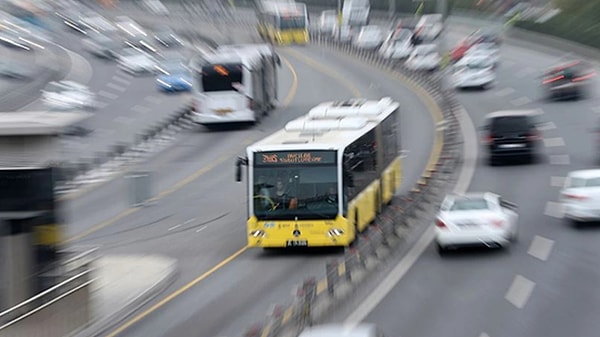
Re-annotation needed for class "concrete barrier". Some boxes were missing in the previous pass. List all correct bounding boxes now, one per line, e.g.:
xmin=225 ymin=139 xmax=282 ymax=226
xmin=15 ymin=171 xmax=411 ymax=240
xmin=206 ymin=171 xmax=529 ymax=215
xmin=240 ymin=32 xmax=466 ymax=337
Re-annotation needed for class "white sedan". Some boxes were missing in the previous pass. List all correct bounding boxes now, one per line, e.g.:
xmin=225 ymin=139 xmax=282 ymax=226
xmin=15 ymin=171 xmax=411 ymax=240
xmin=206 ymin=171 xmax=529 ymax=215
xmin=378 ymin=30 xmax=413 ymax=59
xmin=452 ymin=56 xmax=496 ymax=89
xmin=405 ymin=44 xmax=441 ymax=71
xmin=117 ymin=47 xmax=158 ymax=75
xmin=42 ymin=80 xmax=98 ymax=111
xmin=353 ymin=25 xmax=384 ymax=49
xmin=561 ymin=169 xmax=600 ymax=226
xmin=434 ymin=192 xmax=519 ymax=254
xmin=465 ymin=42 xmax=500 ymax=66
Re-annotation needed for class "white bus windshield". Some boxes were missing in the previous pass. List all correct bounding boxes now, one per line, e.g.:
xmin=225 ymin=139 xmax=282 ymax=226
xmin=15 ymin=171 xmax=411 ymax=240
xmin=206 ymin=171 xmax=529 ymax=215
xmin=200 ymin=63 xmax=243 ymax=92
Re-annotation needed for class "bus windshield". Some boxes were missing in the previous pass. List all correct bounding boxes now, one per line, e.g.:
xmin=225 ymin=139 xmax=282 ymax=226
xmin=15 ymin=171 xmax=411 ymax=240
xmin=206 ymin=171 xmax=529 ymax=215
xmin=279 ymin=16 xmax=306 ymax=29
xmin=253 ymin=151 xmax=338 ymax=220
xmin=200 ymin=63 xmax=243 ymax=92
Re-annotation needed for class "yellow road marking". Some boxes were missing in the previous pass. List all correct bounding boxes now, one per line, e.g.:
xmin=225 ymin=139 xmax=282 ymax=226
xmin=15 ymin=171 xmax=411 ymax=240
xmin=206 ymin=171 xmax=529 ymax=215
xmin=104 ymin=246 xmax=248 ymax=337
xmin=282 ymin=47 xmax=363 ymax=97
xmin=316 ymin=279 xmax=328 ymax=295
xmin=282 ymin=307 xmax=293 ymax=324
xmin=64 ymin=58 xmax=298 ymax=244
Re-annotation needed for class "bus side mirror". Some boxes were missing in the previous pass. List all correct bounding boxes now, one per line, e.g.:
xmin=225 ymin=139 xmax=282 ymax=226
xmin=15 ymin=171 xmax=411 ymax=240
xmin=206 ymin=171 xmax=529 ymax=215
xmin=235 ymin=156 xmax=248 ymax=182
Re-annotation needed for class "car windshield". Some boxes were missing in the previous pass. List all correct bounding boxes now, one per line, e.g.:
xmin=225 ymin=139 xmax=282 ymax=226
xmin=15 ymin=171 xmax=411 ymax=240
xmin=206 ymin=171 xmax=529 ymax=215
xmin=279 ymin=16 xmax=306 ymax=29
xmin=450 ymin=198 xmax=489 ymax=211
xmin=490 ymin=116 xmax=530 ymax=133
xmin=393 ymin=30 xmax=411 ymax=41
xmin=458 ymin=59 xmax=491 ymax=70
xmin=568 ymin=177 xmax=600 ymax=188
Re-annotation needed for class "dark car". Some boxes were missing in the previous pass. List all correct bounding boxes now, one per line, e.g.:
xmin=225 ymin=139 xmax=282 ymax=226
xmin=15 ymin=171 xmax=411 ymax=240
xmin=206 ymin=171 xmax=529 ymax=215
xmin=480 ymin=110 xmax=542 ymax=165
xmin=542 ymin=60 xmax=595 ymax=100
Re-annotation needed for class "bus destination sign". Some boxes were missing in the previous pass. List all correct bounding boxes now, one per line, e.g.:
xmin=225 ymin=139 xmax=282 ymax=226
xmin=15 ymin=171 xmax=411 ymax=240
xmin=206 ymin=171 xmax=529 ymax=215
xmin=255 ymin=151 xmax=336 ymax=165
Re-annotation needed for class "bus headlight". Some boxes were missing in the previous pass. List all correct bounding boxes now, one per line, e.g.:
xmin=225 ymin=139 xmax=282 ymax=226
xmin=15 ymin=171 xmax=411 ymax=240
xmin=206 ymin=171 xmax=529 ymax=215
xmin=327 ymin=229 xmax=344 ymax=237
xmin=250 ymin=230 xmax=266 ymax=238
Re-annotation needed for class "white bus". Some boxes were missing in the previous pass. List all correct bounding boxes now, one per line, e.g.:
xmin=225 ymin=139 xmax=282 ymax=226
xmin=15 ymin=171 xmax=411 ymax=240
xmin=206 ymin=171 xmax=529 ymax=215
xmin=236 ymin=97 xmax=402 ymax=248
xmin=190 ymin=44 xmax=281 ymax=128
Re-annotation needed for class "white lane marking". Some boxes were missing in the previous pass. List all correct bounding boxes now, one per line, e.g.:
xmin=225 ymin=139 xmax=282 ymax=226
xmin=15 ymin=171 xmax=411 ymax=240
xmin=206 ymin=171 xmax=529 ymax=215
xmin=144 ymin=96 xmax=162 ymax=105
xmin=168 ymin=224 xmax=181 ymax=231
xmin=549 ymin=154 xmax=570 ymax=165
xmin=107 ymin=82 xmax=127 ymax=92
xmin=537 ymin=121 xmax=556 ymax=131
xmin=196 ymin=225 xmax=207 ymax=232
xmin=543 ymin=137 xmax=565 ymax=147
xmin=551 ymin=176 xmax=566 ymax=187
xmin=495 ymin=88 xmax=515 ymax=97
xmin=95 ymin=101 xmax=108 ymax=109
xmin=132 ymin=105 xmax=152 ymax=114
xmin=345 ymin=107 xmax=478 ymax=326
xmin=510 ymin=96 xmax=532 ymax=106
xmin=516 ymin=67 xmax=537 ymax=79
xmin=98 ymin=90 xmax=119 ymax=100
xmin=184 ymin=218 xmax=196 ymax=225
xmin=544 ymin=201 xmax=564 ymax=219
xmin=505 ymin=275 xmax=535 ymax=309
xmin=527 ymin=235 xmax=555 ymax=261
xmin=114 ymin=116 xmax=134 ymax=124
xmin=479 ymin=333 xmax=491 ymax=337
xmin=112 ymin=75 xmax=131 ymax=85
xmin=60 ymin=47 xmax=94 ymax=84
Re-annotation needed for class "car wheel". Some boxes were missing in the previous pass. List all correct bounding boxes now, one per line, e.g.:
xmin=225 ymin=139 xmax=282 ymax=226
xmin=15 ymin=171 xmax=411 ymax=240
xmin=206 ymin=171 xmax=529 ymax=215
xmin=570 ymin=219 xmax=582 ymax=229
xmin=509 ymin=229 xmax=518 ymax=243
xmin=437 ymin=243 xmax=447 ymax=256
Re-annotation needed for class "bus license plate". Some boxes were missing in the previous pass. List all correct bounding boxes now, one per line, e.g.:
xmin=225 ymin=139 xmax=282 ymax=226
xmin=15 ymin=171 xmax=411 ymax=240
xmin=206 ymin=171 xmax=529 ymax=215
xmin=286 ymin=240 xmax=308 ymax=247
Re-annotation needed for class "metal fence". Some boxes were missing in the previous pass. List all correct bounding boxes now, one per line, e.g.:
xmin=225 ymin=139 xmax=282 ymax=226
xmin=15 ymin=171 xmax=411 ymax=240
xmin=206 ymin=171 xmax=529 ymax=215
xmin=0 ymin=247 xmax=97 ymax=337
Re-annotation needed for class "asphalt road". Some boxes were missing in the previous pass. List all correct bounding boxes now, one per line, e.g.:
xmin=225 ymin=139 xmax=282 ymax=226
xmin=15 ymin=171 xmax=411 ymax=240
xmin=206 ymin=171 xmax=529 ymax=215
xmin=60 ymin=16 xmax=438 ymax=337
xmin=16 ymin=8 xmax=208 ymax=166
xmin=321 ymin=20 xmax=600 ymax=337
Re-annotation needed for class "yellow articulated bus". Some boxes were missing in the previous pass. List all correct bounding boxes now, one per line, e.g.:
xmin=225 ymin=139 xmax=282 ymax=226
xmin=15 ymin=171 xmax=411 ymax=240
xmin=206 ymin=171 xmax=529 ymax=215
xmin=235 ymin=97 xmax=402 ymax=248
xmin=256 ymin=0 xmax=309 ymax=45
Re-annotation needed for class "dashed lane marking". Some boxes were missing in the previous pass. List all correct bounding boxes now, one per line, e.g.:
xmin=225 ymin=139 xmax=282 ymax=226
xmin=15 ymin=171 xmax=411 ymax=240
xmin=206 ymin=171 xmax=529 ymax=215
xmin=98 ymin=90 xmax=119 ymax=100
xmin=144 ymin=96 xmax=162 ymax=105
xmin=132 ymin=105 xmax=152 ymax=114
xmin=543 ymin=137 xmax=565 ymax=147
xmin=114 ymin=116 xmax=134 ymax=124
xmin=479 ymin=333 xmax=491 ymax=337
xmin=544 ymin=201 xmax=564 ymax=219
xmin=96 ymin=101 xmax=109 ymax=109
xmin=551 ymin=176 xmax=566 ymax=187
xmin=516 ymin=67 xmax=537 ymax=79
xmin=107 ymin=82 xmax=127 ymax=92
xmin=510 ymin=96 xmax=532 ymax=106
xmin=495 ymin=87 xmax=515 ymax=97
xmin=112 ymin=75 xmax=131 ymax=85
xmin=505 ymin=275 xmax=535 ymax=309
xmin=537 ymin=121 xmax=556 ymax=131
xmin=549 ymin=154 xmax=570 ymax=165
xmin=527 ymin=235 xmax=555 ymax=261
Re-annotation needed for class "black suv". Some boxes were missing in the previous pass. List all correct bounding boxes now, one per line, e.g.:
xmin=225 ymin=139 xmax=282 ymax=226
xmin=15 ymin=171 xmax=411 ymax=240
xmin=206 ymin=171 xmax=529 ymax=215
xmin=481 ymin=111 xmax=542 ymax=164
xmin=542 ymin=61 xmax=595 ymax=100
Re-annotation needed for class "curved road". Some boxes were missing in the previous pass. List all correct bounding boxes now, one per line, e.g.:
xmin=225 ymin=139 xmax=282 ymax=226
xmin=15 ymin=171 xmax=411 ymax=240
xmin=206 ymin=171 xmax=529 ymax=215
xmin=323 ymin=18 xmax=600 ymax=337
xmin=59 ymin=11 xmax=441 ymax=337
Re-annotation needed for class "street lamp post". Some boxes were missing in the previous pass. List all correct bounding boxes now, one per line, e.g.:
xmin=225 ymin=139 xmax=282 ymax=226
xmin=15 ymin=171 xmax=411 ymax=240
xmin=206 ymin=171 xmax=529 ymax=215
xmin=337 ymin=0 xmax=341 ymax=41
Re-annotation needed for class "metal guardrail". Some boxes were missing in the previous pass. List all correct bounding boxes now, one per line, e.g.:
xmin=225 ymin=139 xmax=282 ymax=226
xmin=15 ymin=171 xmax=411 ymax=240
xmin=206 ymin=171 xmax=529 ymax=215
xmin=240 ymin=31 xmax=465 ymax=337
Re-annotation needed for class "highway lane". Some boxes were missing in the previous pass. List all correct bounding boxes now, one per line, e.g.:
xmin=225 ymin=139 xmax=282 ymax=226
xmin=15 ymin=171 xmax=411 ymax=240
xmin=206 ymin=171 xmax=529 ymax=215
xmin=318 ymin=23 xmax=600 ymax=337
xmin=60 ymin=36 xmax=439 ymax=337
xmin=15 ymin=12 xmax=202 ymax=166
